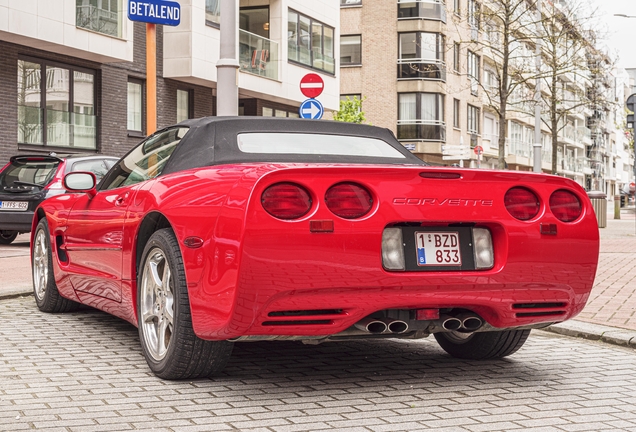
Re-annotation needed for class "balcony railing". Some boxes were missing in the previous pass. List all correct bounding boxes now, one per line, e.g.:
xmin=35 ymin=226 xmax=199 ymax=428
xmin=239 ymin=30 xmax=279 ymax=80
xmin=508 ymin=139 xmax=531 ymax=158
xmin=397 ymin=59 xmax=446 ymax=81
xmin=76 ymin=4 xmax=121 ymax=38
xmin=577 ymin=126 xmax=591 ymax=145
xmin=397 ymin=120 xmax=446 ymax=141
xmin=397 ymin=0 xmax=446 ymax=22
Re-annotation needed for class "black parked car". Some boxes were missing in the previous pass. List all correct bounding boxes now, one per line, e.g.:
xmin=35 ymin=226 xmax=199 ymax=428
xmin=0 ymin=154 xmax=118 ymax=244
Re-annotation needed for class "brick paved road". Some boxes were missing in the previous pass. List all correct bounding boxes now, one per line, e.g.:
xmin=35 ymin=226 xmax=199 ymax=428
xmin=1 ymin=296 xmax=636 ymax=432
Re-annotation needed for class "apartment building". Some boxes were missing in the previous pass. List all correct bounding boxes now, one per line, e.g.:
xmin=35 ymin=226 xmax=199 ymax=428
xmin=338 ymin=0 xmax=634 ymax=194
xmin=0 ymin=0 xmax=339 ymax=162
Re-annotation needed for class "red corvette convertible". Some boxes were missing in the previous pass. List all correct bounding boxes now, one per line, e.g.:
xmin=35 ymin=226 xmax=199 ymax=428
xmin=31 ymin=117 xmax=599 ymax=379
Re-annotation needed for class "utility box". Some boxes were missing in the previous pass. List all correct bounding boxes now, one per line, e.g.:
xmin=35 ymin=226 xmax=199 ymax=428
xmin=587 ymin=191 xmax=607 ymax=228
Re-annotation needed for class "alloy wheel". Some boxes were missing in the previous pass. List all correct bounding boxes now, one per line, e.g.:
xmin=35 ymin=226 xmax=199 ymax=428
xmin=33 ymin=229 xmax=49 ymax=301
xmin=140 ymin=247 xmax=175 ymax=361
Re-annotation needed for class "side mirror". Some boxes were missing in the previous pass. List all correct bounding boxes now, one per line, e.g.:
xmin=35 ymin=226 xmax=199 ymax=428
xmin=64 ymin=172 xmax=97 ymax=198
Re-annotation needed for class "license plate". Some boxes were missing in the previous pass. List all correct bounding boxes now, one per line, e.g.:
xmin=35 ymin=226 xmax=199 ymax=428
xmin=0 ymin=201 xmax=28 ymax=211
xmin=415 ymin=231 xmax=461 ymax=266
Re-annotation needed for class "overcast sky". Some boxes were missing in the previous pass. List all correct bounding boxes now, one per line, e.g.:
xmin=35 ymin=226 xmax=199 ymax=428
xmin=589 ymin=0 xmax=636 ymax=68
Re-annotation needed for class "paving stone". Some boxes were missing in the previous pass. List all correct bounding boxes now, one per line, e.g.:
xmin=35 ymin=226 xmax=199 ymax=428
xmin=1 ymin=296 xmax=636 ymax=431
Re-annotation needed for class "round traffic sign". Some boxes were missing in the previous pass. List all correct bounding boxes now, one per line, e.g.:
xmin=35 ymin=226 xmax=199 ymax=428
xmin=474 ymin=145 xmax=484 ymax=155
xmin=300 ymin=73 xmax=324 ymax=98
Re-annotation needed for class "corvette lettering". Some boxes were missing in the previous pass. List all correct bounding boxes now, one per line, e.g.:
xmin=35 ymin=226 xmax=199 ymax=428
xmin=393 ymin=198 xmax=493 ymax=206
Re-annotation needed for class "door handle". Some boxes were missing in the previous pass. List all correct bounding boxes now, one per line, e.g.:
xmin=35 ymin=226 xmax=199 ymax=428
xmin=114 ymin=192 xmax=129 ymax=207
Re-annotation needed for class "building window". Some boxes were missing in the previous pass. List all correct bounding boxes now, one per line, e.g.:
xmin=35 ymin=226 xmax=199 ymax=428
xmin=467 ymin=0 xmax=480 ymax=29
xmin=176 ymin=89 xmax=193 ymax=123
xmin=453 ymin=98 xmax=460 ymax=129
xmin=483 ymin=114 xmax=499 ymax=143
xmin=340 ymin=94 xmax=363 ymax=113
xmin=127 ymin=79 xmax=144 ymax=134
xmin=262 ymin=107 xmax=299 ymax=117
xmin=453 ymin=43 xmax=460 ymax=72
xmin=288 ymin=9 xmax=335 ymax=74
xmin=17 ymin=58 xmax=96 ymax=149
xmin=484 ymin=69 xmax=498 ymax=94
xmin=76 ymin=0 xmax=122 ymax=38
xmin=340 ymin=35 xmax=362 ymax=65
xmin=398 ymin=93 xmax=445 ymax=141
xmin=398 ymin=32 xmax=446 ymax=81
xmin=467 ymin=50 xmax=480 ymax=95
xmin=454 ymin=0 xmax=461 ymax=15
xmin=397 ymin=0 xmax=446 ymax=22
xmin=467 ymin=51 xmax=480 ymax=81
xmin=467 ymin=104 xmax=480 ymax=135
xmin=341 ymin=0 xmax=362 ymax=5
xmin=205 ymin=0 xmax=220 ymax=25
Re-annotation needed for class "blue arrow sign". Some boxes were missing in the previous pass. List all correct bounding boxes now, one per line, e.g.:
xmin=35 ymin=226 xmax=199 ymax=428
xmin=299 ymin=99 xmax=324 ymax=120
xmin=128 ymin=0 xmax=181 ymax=26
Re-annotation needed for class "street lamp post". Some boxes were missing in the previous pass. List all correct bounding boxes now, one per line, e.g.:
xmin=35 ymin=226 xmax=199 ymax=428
xmin=614 ymin=14 xmax=636 ymax=234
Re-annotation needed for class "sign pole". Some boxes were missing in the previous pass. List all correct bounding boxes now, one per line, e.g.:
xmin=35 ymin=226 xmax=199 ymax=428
xmin=146 ymin=23 xmax=157 ymax=135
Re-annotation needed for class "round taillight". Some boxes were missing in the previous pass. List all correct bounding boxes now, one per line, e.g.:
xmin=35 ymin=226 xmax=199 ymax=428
xmin=261 ymin=183 xmax=312 ymax=220
xmin=504 ymin=187 xmax=540 ymax=221
xmin=550 ymin=190 xmax=582 ymax=222
xmin=325 ymin=182 xmax=373 ymax=219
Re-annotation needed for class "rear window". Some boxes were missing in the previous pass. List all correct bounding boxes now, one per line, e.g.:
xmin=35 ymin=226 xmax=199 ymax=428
xmin=237 ymin=133 xmax=407 ymax=159
xmin=0 ymin=159 xmax=60 ymax=192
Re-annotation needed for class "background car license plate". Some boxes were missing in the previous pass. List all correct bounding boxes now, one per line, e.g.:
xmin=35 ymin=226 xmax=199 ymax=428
xmin=0 ymin=201 xmax=28 ymax=211
xmin=415 ymin=231 xmax=461 ymax=266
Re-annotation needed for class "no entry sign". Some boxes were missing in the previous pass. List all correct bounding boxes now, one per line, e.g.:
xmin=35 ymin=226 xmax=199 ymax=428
xmin=300 ymin=73 xmax=324 ymax=98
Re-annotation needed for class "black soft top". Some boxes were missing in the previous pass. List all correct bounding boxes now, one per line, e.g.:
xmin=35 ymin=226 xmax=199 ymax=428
xmin=161 ymin=117 xmax=425 ymax=175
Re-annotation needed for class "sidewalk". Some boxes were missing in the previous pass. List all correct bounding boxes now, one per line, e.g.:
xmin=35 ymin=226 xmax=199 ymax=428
xmin=544 ymin=201 xmax=636 ymax=347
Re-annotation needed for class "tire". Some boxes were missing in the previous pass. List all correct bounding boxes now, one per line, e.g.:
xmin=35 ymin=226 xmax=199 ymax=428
xmin=32 ymin=219 xmax=80 ymax=313
xmin=137 ymin=228 xmax=233 ymax=380
xmin=0 ymin=230 xmax=18 ymax=245
xmin=434 ymin=329 xmax=531 ymax=360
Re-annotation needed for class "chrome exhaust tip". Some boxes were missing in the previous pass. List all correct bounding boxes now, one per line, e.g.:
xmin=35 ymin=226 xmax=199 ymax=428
xmin=355 ymin=317 xmax=388 ymax=334
xmin=462 ymin=316 xmax=483 ymax=331
xmin=386 ymin=319 xmax=409 ymax=334
xmin=442 ymin=317 xmax=462 ymax=331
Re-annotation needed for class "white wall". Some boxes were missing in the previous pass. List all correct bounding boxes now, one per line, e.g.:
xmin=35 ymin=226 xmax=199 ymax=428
xmin=163 ymin=0 xmax=339 ymax=111
xmin=0 ymin=0 xmax=133 ymax=63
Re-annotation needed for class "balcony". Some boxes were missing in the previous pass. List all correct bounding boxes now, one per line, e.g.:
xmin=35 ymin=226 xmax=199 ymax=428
xmin=398 ymin=59 xmax=446 ymax=81
xmin=397 ymin=120 xmax=446 ymax=141
xmin=508 ymin=139 xmax=531 ymax=159
xmin=76 ymin=4 xmax=122 ymax=38
xmin=397 ymin=0 xmax=447 ymax=22
xmin=239 ymin=30 xmax=279 ymax=81
xmin=577 ymin=126 xmax=592 ymax=145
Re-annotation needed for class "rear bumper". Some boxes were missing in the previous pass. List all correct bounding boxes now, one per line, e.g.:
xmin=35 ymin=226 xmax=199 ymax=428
xmin=188 ymin=269 xmax=593 ymax=340
xmin=0 ymin=211 xmax=34 ymax=232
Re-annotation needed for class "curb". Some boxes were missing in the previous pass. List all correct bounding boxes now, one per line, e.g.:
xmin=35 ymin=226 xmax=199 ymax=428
xmin=541 ymin=320 xmax=636 ymax=349
xmin=0 ymin=289 xmax=33 ymax=301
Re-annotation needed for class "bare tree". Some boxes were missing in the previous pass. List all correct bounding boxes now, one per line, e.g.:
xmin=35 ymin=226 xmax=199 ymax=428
xmin=455 ymin=0 xmax=543 ymax=169
xmin=536 ymin=0 xmax=602 ymax=174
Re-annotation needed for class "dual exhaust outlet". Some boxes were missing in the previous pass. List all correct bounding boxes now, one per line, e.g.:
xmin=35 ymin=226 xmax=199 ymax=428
xmin=355 ymin=317 xmax=409 ymax=334
xmin=354 ymin=312 xmax=483 ymax=335
xmin=440 ymin=313 xmax=483 ymax=332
